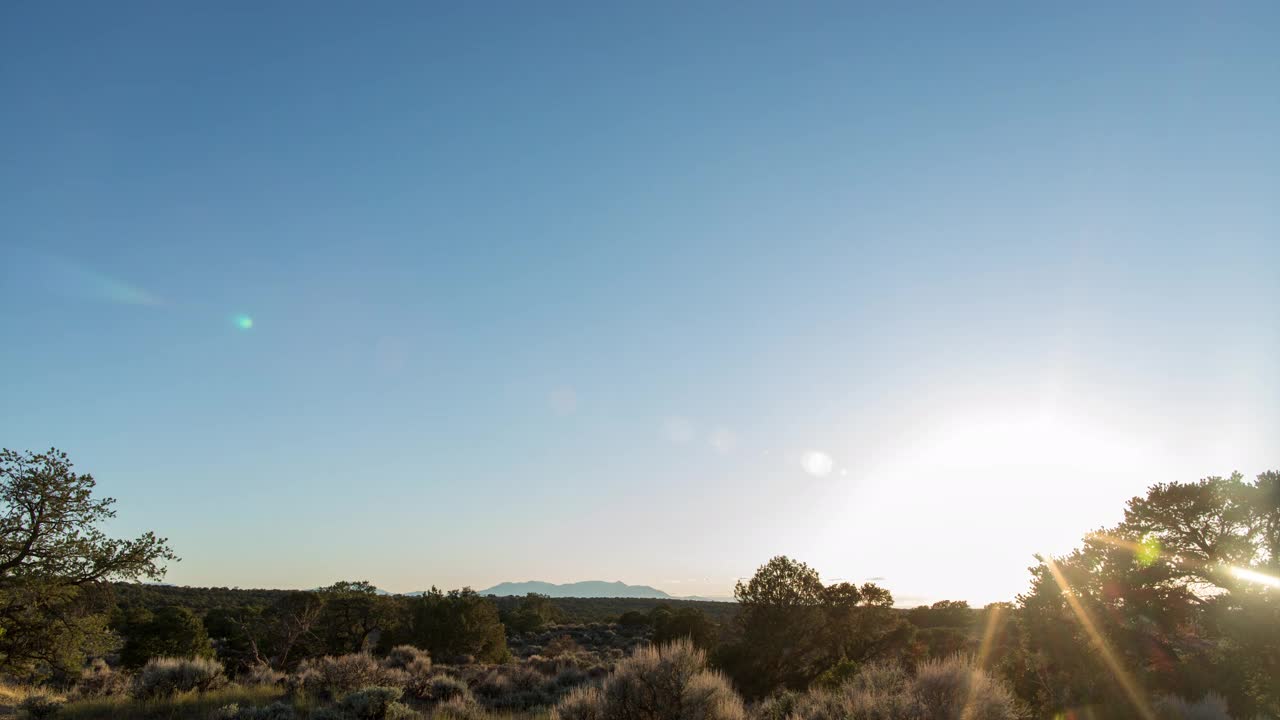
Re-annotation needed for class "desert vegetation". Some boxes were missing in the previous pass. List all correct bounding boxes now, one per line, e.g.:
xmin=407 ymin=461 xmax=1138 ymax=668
xmin=2 ymin=448 xmax=1278 ymax=718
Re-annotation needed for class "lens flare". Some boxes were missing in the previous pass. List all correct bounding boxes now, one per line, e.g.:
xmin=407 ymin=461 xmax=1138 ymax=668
xmin=960 ymin=604 xmax=1005 ymax=720
xmin=236 ymin=315 xmax=254 ymax=330
xmin=1229 ymin=566 xmax=1280 ymax=589
xmin=1135 ymin=535 xmax=1161 ymax=567
xmin=801 ymin=451 xmax=833 ymax=477
xmin=1043 ymin=557 xmax=1155 ymax=720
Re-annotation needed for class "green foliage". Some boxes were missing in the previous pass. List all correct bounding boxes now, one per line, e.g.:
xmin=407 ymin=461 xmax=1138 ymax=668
xmin=119 ymin=605 xmax=214 ymax=668
xmin=0 ymin=449 xmax=176 ymax=680
xmin=501 ymin=593 xmax=562 ymax=634
xmin=403 ymin=588 xmax=508 ymax=663
xmin=722 ymin=556 xmax=910 ymax=697
xmin=652 ymin=606 xmax=718 ymax=650
xmin=318 ymin=582 xmax=398 ymax=655
xmin=813 ymin=658 xmax=861 ymax=689
xmin=722 ymin=556 xmax=827 ymax=696
xmin=1015 ymin=471 xmax=1280 ymax=718
xmin=617 ymin=610 xmax=648 ymax=627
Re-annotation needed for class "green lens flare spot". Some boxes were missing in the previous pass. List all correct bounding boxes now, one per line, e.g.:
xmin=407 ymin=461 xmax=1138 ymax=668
xmin=236 ymin=315 xmax=254 ymax=330
xmin=1136 ymin=535 xmax=1161 ymax=567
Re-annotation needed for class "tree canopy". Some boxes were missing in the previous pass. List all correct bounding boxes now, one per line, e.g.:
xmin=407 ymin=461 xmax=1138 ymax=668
xmin=0 ymin=448 xmax=176 ymax=679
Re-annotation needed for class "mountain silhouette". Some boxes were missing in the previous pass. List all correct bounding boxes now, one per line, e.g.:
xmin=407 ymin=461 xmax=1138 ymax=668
xmin=477 ymin=580 xmax=672 ymax=598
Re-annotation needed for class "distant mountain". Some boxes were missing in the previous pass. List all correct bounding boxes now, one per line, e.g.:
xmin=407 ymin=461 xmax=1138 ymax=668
xmin=478 ymin=580 xmax=673 ymax=599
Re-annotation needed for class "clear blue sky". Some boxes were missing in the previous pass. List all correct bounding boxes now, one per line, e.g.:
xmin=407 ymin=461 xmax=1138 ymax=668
xmin=2 ymin=3 xmax=1277 ymax=605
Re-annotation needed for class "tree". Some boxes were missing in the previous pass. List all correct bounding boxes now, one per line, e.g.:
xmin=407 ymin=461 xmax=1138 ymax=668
xmin=317 ymin=580 xmax=397 ymax=654
xmin=205 ymin=604 xmax=270 ymax=672
xmin=1017 ymin=471 xmax=1280 ymax=718
xmin=405 ymin=588 xmax=507 ymax=663
xmin=820 ymin=581 xmax=908 ymax=665
xmin=502 ymin=593 xmax=560 ymax=634
xmin=0 ymin=448 xmax=176 ymax=679
xmin=119 ymin=605 xmax=213 ymax=668
xmin=262 ymin=590 xmax=325 ymax=670
xmin=720 ymin=556 xmax=832 ymax=697
xmin=652 ymin=606 xmax=717 ymax=650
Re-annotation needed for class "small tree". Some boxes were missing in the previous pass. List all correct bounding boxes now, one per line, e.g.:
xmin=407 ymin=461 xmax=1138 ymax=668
xmin=0 ymin=448 xmax=176 ymax=679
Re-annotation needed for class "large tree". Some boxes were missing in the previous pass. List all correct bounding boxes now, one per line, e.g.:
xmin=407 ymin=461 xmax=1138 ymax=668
xmin=0 ymin=448 xmax=176 ymax=679
xmin=404 ymin=588 xmax=507 ymax=663
xmin=1016 ymin=471 xmax=1280 ymax=718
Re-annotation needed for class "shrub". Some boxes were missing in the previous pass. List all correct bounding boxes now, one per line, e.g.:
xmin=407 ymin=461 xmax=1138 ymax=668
xmin=213 ymin=703 xmax=298 ymax=720
xmin=840 ymin=660 xmax=910 ymax=696
xmin=552 ymin=639 xmax=746 ymax=720
xmin=241 ymin=663 xmax=286 ymax=687
xmin=418 ymin=674 xmax=472 ymax=704
xmin=383 ymin=645 xmax=431 ymax=672
xmin=552 ymin=685 xmax=604 ymax=720
xmin=753 ymin=690 xmax=800 ymax=720
xmin=768 ymin=656 xmax=1021 ymax=720
xmin=18 ymin=695 xmax=62 ymax=719
xmin=912 ymin=656 xmax=1019 ymax=720
xmin=545 ymin=635 xmax=581 ymax=657
xmin=297 ymin=654 xmax=406 ymax=699
xmin=813 ymin=659 xmax=861 ymax=690
xmin=433 ymin=696 xmax=491 ymax=720
xmin=335 ymin=686 xmax=417 ymax=720
xmin=1154 ymin=694 xmax=1234 ymax=720
xmin=71 ymin=658 xmax=130 ymax=699
xmin=132 ymin=656 xmax=228 ymax=698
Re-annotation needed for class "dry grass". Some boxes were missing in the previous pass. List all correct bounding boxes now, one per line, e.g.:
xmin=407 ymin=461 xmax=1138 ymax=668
xmin=56 ymin=684 xmax=283 ymax=720
xmin=0 ymin=681 xmax=65 ymax=717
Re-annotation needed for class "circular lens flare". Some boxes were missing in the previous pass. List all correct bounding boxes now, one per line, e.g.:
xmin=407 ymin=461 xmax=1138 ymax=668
xmin=236 ymin=315 xmax=254 ymax=330
xmin=801 ymin=451 xmax=834 ymax=477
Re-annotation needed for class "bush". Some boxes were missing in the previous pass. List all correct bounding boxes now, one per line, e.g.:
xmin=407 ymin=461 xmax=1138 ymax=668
xmin=1154 ymin=694 xmax=1234 ymax=720
xmin=545 ymin=635 xmax=580 ymax=657
xmin=19 ymin=695 xmax=62 ymax=719
xmin=812 ymin=659 xmax=861 ymax=690
xmin=335 ymin=686 xmax=418 ymax=720
xmin=552 ymin=685 xmax=604 ymax=720
xmin=241 ymin=663 xmax=285 ymax=687
xmin=912 ymin=656 xmax=1019 ymax=720
xmin=767 ymin=656 xmax=1021 ymax=720
xmin=297 ymin=654 xmax=406 ymax=700
xmin=132 ymin=656 xmax=228 ymax=698
xmin=383 ymin=645 xmax=431 ymax=672
xmin=213 ymin=703 xmax=298 ymax=720
xmin=418 ymin=674 xmax=472 ymax=703
xmin=432 ymin=696 xmax=491 ymax=720
xmin=552 ymin=639 xmax=746 ymax=720
xmin=71 ymin=659 xmax=130 ymax=699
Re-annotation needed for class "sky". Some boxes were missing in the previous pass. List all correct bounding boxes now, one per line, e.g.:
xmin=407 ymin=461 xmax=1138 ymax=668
xmin=2 ymin=3 xmax=1277 ymax=606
